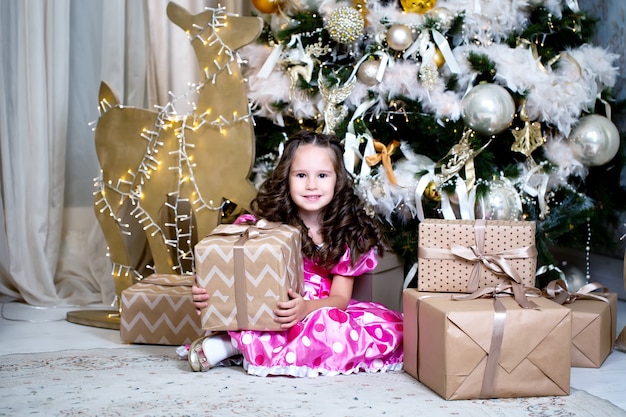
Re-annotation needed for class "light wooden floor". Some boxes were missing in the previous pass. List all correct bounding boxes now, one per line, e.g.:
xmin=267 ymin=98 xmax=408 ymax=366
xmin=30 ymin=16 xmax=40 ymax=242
xmin=0 ymin=300 xmax=625 ymax=411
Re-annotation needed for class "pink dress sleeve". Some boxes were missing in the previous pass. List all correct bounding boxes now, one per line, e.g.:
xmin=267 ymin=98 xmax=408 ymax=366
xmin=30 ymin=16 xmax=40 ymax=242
xmin=233 ymin=213 xmax=257 ymax=225
xmin=330 ymin=247 xmax=378 ymax=277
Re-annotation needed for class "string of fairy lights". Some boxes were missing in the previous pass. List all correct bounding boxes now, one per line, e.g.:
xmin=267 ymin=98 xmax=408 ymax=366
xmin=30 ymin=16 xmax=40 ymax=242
xmin=93 ymin=6 xmax=253 ymax=281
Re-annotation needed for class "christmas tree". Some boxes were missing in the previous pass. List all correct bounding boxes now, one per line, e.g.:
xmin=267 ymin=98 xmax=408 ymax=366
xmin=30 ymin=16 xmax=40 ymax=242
xmin=240 ymin=0 xmax=624 ymax=281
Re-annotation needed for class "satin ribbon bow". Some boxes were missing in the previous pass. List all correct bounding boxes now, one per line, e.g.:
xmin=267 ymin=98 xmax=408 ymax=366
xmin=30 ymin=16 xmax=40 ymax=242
xmin=450 ymin=220 xmax=537 ymax=293
xmin=454 ymin=282 xmax=541 ymax=310
xmin=365 ymin=139 xmax=400 ymax=185
xmin=543 ymin=279 xmax=610 ymax=305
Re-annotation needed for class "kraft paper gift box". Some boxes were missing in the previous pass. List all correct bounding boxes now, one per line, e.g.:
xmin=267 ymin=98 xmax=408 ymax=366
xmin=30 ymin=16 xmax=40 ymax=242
xmin=194 ymin=220 xmax=304 ymax=331
xmin=417 ymin=219 xmax=537 ymax=292
xmin=352 ymin=251 xmax=404 ymax=311
xmin=403 ymin=289 xmax=571 ymax=400
xmin=120 ymin=274 xmax=203 ymax=345
xmin=544 ymin=280 xmax=618 ymax=368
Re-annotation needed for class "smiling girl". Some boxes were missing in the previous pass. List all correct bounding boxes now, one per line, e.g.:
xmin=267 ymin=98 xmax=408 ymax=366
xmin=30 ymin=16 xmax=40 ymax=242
xmin=188 ymin=130 xmax=404 ymax=377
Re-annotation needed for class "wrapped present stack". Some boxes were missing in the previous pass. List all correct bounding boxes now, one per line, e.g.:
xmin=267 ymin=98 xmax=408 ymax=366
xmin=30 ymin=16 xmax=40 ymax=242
xmin=403 ymin=219 xmax=619 ymax=400
xmin=194 ymin=218 xmax=304 ymax=331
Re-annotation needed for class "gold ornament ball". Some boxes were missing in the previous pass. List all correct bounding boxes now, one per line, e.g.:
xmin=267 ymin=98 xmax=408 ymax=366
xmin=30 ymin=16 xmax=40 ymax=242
xmin=352 ymin=0 xmax=369 ymax=21
xmin=357 ymin=60 xmax=381 ymax=86
xmin=252 ymin=0 xmax=281 ymax=14
xmin=325 ymin=6 xmax=364 ymax=44
xmin=424 ymin=181 xmax=441 ymax=201
xmin=386 ymin=24 xmax=413 ymax=51
xmin=433 ymin=47 xmax=445 ymax=68
xmin=400 ymin=0 xmax=437 ymax=14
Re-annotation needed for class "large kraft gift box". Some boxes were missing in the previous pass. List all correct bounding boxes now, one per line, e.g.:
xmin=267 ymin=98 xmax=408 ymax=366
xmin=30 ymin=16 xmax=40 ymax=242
xmin=120 ymin=274 xmax=203 ymax=345
xmin=544 ymin=280 xmax=618 ymax=368
xmin=403 ymin=289 xmax=571 ymax=400
xmin=195 ymin=220 xmax=303 ymax=331
xmin=417 ymin=219 xmax=537 ymax=292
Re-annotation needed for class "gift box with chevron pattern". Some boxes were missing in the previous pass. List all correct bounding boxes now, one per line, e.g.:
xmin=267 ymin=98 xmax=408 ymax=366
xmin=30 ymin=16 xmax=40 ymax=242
xmin=120 ymin=274 xmax=204 ymax=345
xmin=195 ymin=221 xmax=303 ymax=331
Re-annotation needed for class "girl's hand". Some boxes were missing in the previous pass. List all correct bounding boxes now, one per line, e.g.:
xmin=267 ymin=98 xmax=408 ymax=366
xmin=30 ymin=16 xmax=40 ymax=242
xmin=274 ymin=288 xmax=308 ymax=329
xmin=191 ymin=282 xmax=209 ymax=315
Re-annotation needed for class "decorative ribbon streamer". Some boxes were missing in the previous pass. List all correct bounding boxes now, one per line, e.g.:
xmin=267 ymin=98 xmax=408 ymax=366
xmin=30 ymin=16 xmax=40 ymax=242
xmin=598 ymin=95 xmax=612 ymax=121
xmin=403 ymin=262 xmax=418 ymax=289
xmin=431 ymin=29 xmax=461 ymax=74
xmin=402 ymin=31 xmax=425 ymax=60
xmin=454 ymin=176 xmax=476 ymax=220
xmin=553 ymin=51 xmax=583 ymax=82
xmin=519 ymin=162 xmax=549 ymax=219
xmin=343 ymin=99 xmax=376 ymax=177
xmin=415 ymin=170 xmax=478 ymax=221
xmin=438 ymin=189 xmax=455 ymax=220
xmin=565 ymin=0 xmax=580 ymax=12
xmin=257 ymin=43 xmax=285 ymax=79
xmin=414 ymin=167 xmax=437 ymax=221
xmin=518 ymin=38 xmax=549 ymax=74
xmin=417 ymin=220 xmax=538 ymax=294
xmin=473 ymin=0 xmax=481 ymax=14
xmin=365 ymin=140 xmax=401 ymax=185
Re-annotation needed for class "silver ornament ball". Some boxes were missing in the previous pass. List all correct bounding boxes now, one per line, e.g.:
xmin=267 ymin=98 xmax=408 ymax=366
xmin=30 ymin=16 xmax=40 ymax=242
xmin=561 ymin=264 xmax=587 ymax=292
xmin=386 ymin=24 xmax=413 ymax=51
xmin=569 ymin=114 xmax=620 ymax=166
xmin=427 ymin=7 xmax=454 ymax=30
xmin=357 ymin=60 xmax=381 ymax=86
xmin=475 ymin=178 xmax=523 ymax=221
xmin=461 ymin=83 xmax=516 ymax=136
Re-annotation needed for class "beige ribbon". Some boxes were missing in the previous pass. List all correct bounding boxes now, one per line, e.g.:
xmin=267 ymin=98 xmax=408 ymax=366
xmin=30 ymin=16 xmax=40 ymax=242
xmin=417 ymin=220 xmax=538 ymax=293
xmin=481 ymin=297 xmax=506 ymax=399
xmin=365 ymin=139 xmax=401 ymax=185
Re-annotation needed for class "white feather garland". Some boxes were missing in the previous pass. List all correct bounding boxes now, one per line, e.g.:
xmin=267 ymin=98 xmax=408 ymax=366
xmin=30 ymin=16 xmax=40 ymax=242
xmin=239 ymin=0 xmax=619 ymax=225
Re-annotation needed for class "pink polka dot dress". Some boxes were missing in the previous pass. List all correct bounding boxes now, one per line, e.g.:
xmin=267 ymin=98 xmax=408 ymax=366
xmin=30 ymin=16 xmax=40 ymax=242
xmin=227 ymin=248 xmax=404 ymax=377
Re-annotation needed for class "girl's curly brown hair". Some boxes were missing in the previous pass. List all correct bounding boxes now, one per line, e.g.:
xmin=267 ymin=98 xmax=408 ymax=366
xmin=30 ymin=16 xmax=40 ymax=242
xmin=250 ymin=130 xmax=387 ymax=269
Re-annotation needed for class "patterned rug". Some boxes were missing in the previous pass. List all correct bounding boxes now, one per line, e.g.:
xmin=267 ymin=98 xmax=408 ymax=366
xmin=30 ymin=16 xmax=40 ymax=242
xmin=0 ymin=346 xmax=624 ymax=417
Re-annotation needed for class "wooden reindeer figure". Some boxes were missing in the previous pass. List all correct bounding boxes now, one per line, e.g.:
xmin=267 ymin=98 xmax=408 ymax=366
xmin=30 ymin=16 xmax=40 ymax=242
xmin=93 ymin=3 xmax=263 ymax=304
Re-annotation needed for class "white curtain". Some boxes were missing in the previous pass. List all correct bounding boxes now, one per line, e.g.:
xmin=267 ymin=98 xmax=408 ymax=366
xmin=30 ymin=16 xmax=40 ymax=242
xmin=0 ymin=0 xmax=247 ymax=307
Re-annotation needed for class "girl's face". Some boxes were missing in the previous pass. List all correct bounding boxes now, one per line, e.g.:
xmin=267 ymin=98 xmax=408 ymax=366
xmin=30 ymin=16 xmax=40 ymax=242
xmin=288 ymin=144 xmax=337 ymax=218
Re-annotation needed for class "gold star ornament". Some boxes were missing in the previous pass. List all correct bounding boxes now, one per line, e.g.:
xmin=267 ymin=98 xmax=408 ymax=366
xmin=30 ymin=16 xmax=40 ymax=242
xmin=511 ymin=102 xmax=545 ymax=157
